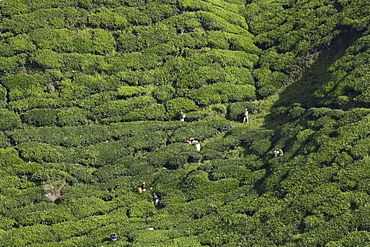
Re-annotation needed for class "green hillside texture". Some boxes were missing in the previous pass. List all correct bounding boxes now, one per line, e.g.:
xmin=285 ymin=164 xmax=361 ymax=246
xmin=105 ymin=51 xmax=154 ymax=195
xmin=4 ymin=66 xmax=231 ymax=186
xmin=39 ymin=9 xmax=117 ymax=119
xmin=0 ymin=0 xmax=370 ymax=246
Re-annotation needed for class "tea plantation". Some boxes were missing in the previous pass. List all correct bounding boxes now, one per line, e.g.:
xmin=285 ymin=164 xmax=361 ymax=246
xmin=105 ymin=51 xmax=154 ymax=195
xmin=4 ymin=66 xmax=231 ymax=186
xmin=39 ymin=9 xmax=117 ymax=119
xmin=0 ymin=0 xmax=370 ymax=246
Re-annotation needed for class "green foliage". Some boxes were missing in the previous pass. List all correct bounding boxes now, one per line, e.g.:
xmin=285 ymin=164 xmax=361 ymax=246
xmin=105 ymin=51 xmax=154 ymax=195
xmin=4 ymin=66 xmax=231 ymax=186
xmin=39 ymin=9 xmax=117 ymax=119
xmin=0 ymin=108 xmax=21 ymax=130
xmin=56 ymin=107 xmax=91 ymax=126
xmin=17 ymin=142 xmax=68 ymax=163
xmin=1 ymin=74 xmax=46 ymax=100
xmin=1 ymin=7 xmax=88 ymax=33
xmin=117 ymin=85 xmax=146 ymax=97
xmin=76 ymin=91 xmax=118 ymax=110
xmin=148 ymin=142 xmax=202 ymax=169
xmin=169 ymin=119 xmax=232 ymax=142
xmin=0 ymin=0 xmax=370 ymax=246
xmin=165 ymin=97 xmax=199 ymax=119
xmin=7 ymin=34 xmax=36 ymax=54
xmin=0 ymin=54 xmax=27 ymax=73
xmin=123 ymin=104 xmax=166 ymax=121
xmin=227 ymin=101 xmax=259 ymax=121
xmin=90 ymin=29 xmax=117 ymax=55
xmin=289 ymin=105 xmax=306 ymax=119
xmin=88 ymin=7 xmax=129 ymax=29
xmin=21 ymin=108 xmax=59 ymax=127
xmin=32 ymin=49 xmax=63 ymax=69
xmin=0 ymin=132 xmax=11 ymax=148
xmin=253 ymin=68 xmax=288 ymax=97
xmin=188 ymin=82 xmax=256 ymax=105
xmin=152 ymin=85 xmax=175 ymax=102
xmin=92 ymin=96 xmax=157 ymax=120
xmin=0 ymin=224 xmax=56 ymax=246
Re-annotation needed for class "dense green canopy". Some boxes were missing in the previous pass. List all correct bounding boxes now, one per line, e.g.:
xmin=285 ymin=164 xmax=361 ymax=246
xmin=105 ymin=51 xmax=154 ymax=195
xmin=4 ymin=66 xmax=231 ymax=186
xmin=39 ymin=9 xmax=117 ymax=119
xmin=0 ymin=0 xmax=370 ymax=246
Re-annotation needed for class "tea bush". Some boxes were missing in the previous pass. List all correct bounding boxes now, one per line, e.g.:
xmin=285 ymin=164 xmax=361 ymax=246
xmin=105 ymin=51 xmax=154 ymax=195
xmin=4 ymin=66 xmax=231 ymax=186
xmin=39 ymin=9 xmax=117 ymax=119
xmin=21 ymin=108 xmax=59 ymax=127
xmin=165 ymin=97 xmax=199 ymax=119
xmin=56 ymin=107 xmax=91 ymax=126
xmin=169 ymin=119 xmax=232 ymax=142
xmin=189 ymin=83 xmax=256 ymax=105
xmin=0 ymin=108 xmax=21 ymax=130
xmin=0 ymin=0 xmax=370 ymax=246
xmin=122 ymin=104 xmax=166 ymax=121
xmin=2 ymin=7 xmax=88 ymax=33
xmin=152 ymin=84 xmax=175 ymax=103
xmin=147 ymin=142 xmax=202 ymax=169
xmin=88 ymin=7 xmax=129 ymax=29
xmin=16 ymin=141 xmax=68 ymax=163
xmin=92 ymin=96 xmax=156 ymax=120
xmin=0 ymin=224 xmax=56 ymax=246
xmin=228 ymin=101 xmax=259 ymax=121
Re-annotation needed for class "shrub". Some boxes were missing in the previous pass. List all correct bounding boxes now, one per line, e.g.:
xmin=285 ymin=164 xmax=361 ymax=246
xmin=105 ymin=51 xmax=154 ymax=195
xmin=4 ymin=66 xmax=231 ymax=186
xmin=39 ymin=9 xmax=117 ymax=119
xmin=308 ymin=107 xmax=332 ymax=119
xmin=183 ymin=110 xmax=207 ymax=121
xmin=61 ymin=53 xmax=103 ymax=73
xmin=10 ymin=125 xmax=111 ymax=147
xmin=129 ymin=229 xmax=178 ymax=244
xmin=31 ymin=49 xmax=63 ymax=69
xmin=249 ymin=139 xmax=272 ymax=156
xmin=200 ymin=149 xmax=225 ymax=160
xmin=325 ymin=231 xmax=370 ymax=247
xmin=56 ymin=79 xmax=92 ymax=101
xmin=0 ymin=85 xmax=7 ymax=103
xmin=175 ymin=64 xmax=227 ymax=89
xmin=259 ymin=50 xmax=295 ymax=72
xmin=203 ymin=136 xmax=241 ymax=153
xmin=0 ymin=224 xmax=56 ymax=246
xmin=1 ymin=74 xmax=46 ymax=99
xmin=0 ymin=216 xmax=16 ymax=230
xmin=182 ymin=170 xmax=210 ymax=198
xmin=88 ymin=7 xmax=129 ymax=30
xmin=335 ymin=158 xmax=370 ymax=190
xmin=75 ymin=139 xmax=135 ymax=166
xmin=31 ymin=169 xmax=70 ymax=184
xmin=188 ymin=86 xmax=222 ymax=105
xmin=72 ymin=73 xmax=111 ymax=93
xmin=188 ymin=83 xmax=256 ymax=105
xmin=289 ymin=105 xmax=305 ymax=119
xmin=60 ymin=196 xmax=114 ymax=219
xmin=21 ymin=108 xmax=59 ymax=127
xmin=209 ymin=162 xmax=251 ymax=181
xmin=0 ymin=149 xmax=43 ymax=177
xmin=2 ymin=7 xmax=88 ymax=33
xmin=227 ymin=101 xmax=259 ymax=122
xmin=123 ymin=104 xmax=166 ymax=121
xmin=117 ymin=86 xmax=146 ymax=97
xmin=128 ymin=200 xmax=156 ymax=218
xmin=17 ymin=207 xmax=73 ymax=226
xmin=90 ymin=28 xmax=117 ymax=55
xmin=29 ymin=28 xmax=82 ymax=53
xmin=56 ymin=107 xmax=91 ymax=126
xmin=147 ymin=143 xmax=202 ymax=169
xmin=76 ymin=91 xmax=118 ymax=110
xmin=0 ymin=132 xmax=11 ymax=148
xmin=17 ymin=142 xmax=68 ymax=163
xmin=165 ymin=97 xmax=199 ymax=119
xmin=169 ymin=119 xmax=232 ymax=142
xmin=0 ymin=108 xmax=21 ymax=130
xmin=7 ymin=33 xmax=36 ymax=54
xmin=253 ymin=69 xmax=288 ymax=97
xmin=152 ymin=85 xmax=175 ymax=102
xmin=211 ymin=104 xmax=227 ymax=115
xmin=92 ymin=96 xmax=156 ymax=119
xmin=8 ymin=97 xmax=65 ymax=112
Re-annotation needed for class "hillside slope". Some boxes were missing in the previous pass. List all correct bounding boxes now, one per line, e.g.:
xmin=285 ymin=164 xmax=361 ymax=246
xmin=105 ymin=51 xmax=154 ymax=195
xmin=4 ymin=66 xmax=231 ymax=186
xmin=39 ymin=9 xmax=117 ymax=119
xmin=0 ymin=0 xmax=370 ymax=246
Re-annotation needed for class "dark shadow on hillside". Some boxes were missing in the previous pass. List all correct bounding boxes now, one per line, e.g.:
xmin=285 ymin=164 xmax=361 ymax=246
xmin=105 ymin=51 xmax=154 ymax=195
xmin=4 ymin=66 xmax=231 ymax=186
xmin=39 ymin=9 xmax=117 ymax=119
xmin=264 ymin=27 xmax=360 ymax=129
xmin=253 ymin=28 xmax=362 ymax=196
